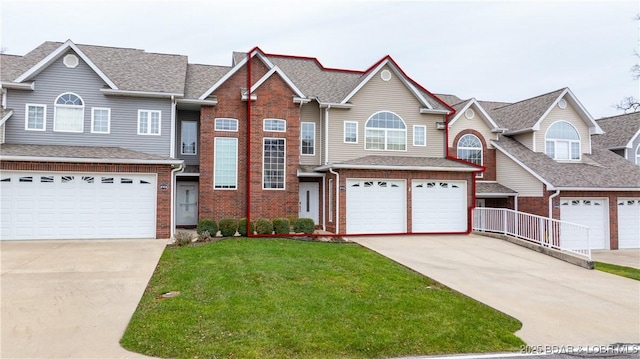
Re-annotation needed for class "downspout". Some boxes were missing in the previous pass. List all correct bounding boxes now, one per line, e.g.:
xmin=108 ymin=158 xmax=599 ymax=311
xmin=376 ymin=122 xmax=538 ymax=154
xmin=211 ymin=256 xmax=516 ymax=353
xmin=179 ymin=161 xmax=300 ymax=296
xmin=170 ymin=163 xmax=185 ymax=239
xmin=170 ymin=95 xmax=176 ymax=157
xmin=321 ymin=173 xmax=326 ymax=231
xmin=324 ymin=105 xmax=331 ymax=165
xmin=246 ymin=52 xmax=253 ymax=236
xmin=548 ymin=189 xmax=560 ymax=219
xmin=329 ymin=167 xmax=339 ymax=234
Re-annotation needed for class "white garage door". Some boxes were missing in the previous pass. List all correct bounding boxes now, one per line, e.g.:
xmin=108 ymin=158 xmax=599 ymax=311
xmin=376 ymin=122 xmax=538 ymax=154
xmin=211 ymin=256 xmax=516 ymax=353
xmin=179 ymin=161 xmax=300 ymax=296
xmin=618 ymin=199 xmax=640 ymax=249
xmin=346 ymin=179 xmax=405 ymax=234
xmin=560 ymin=199 xmax=607 ymax=250
xmin=412 ymin=180 xmax=467 ymax=232
xmin=1 ymin=171 xmax=157 ymax=240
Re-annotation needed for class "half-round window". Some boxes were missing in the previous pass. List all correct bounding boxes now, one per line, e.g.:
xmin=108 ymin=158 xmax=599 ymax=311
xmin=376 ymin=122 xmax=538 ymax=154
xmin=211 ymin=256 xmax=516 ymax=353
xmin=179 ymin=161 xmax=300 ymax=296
xmin=457 ymin=134 xmax=483 ymax=177
xmin=545 ymin=121 xmax=580 ymax=160
xmin=54 ymin=92 xmax=84 ymax=132
xmin=365 ymin=111 xmax=406 ymax=151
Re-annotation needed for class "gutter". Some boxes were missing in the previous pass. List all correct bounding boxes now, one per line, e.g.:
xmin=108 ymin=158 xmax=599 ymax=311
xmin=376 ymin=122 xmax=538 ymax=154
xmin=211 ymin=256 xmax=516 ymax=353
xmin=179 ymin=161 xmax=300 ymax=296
xmin=101 ymin=88 xmax=183 ymax=99
xmin=176 ymin=98 xmax=218 ymax=106
xmin=1 ymin=82 xmax=34 ymax=90
xmin=314 ymin=163 xmax=477 ymax=172
xmin=0 ymin=155 xmax=184 ymax=165
xmin=170 ymin=162 xmax=185 ymax=239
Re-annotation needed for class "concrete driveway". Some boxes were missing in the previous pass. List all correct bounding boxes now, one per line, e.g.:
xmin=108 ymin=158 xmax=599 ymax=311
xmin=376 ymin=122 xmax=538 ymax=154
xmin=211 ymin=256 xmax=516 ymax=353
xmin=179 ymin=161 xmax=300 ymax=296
xmin=353 ymin=234 xmax=640 ymax=347
xmin=1 ymin=239 xmax=166 ymax=359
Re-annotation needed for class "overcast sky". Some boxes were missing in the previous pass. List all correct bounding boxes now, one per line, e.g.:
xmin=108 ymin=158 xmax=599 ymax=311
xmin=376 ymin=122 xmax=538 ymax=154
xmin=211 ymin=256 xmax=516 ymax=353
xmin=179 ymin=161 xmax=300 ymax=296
xmin=1 ymin=0 xmax=638 ymax=118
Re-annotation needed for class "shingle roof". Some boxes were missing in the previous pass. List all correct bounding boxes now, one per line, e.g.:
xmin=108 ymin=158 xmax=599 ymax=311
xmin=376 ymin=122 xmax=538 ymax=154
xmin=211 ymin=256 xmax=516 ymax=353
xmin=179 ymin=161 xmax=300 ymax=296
xmin=184 ymin=63 xmax=231 ymax=99
xmin=485 ymin=88 xmax=565 ymax=132
xmin=0 ymin=143 xmax=180 ymax=164
xmin=492 ymin=135 xmax=640 ymax=189
xmin=592 ymin=112 xmax=640 ymax=149
xmin=329 ymin=155 xmax=477 ymax=170
xmin=2 ymin=41 xmax=188 ymax=94
xmin=434 ymin=93 xmax=464 ymax=107
xmin=476 ymin=182 xmax=517 ymax=195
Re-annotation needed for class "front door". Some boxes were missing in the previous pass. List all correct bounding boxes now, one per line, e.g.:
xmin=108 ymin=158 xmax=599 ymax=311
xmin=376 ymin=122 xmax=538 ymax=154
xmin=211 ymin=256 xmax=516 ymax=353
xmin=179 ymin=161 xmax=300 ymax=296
xmin=176 ymin=182 xmax=198 ymax=226
xmin=298 ymin=182 xmax=319 ymax=224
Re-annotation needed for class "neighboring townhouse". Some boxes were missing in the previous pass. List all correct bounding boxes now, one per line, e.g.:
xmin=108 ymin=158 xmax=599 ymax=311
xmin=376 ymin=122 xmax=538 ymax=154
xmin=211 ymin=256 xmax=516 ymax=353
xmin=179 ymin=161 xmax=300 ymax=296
xmin=444 ymin=88 xmax=640 ymax=250
xmin=1 ymin=41 xmax=479 ymax=241
xmin=592 ymin=112 xmax=640 ymax=165
xmin=0 ymin=40 xmax=186 ymax=240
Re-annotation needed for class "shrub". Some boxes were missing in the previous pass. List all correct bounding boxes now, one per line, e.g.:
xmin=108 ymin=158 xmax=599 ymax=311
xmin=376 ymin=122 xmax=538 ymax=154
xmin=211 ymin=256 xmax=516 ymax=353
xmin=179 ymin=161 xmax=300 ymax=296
xmin=219 ymin=218 xmax=238 ymax=237
xmin=196 ymin=231 xmax=213 ymax=243
xmin=293 ymin=218 xmax=315 ymax=234
xmin=173 ymin=231 xmax=194 ymax=246
xmin=255 ymin=218 xmax=273 ymax=235
xmin=273 ymin=218 xmax=290 ymax=235
xmin=237 ymin=218 xmax=254 ymax=236
xmin=197 ymin=219 xmax=218 ymax=236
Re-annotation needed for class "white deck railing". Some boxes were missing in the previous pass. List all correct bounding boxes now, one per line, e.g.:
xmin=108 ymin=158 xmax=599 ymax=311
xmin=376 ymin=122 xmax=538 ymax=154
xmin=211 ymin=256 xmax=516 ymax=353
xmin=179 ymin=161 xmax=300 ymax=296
xmin=472 ymin=207 xmax=591 ymax=260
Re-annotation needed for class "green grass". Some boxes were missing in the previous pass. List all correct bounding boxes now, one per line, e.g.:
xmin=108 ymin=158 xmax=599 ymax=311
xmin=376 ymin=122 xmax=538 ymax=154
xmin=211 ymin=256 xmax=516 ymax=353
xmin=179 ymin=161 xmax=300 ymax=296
xmin=121 ymin=238 xmax=524 ymax=359
xmin=595 ymin=262 xmax=640 ymax=281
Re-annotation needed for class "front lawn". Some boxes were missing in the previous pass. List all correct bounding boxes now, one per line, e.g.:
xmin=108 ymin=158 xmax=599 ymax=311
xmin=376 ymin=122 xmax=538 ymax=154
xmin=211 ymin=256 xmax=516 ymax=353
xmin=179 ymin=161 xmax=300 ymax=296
xmin=121 ymin=238 xmax=524 ymax=358
xmin=595 ymin=262 xmax=640 ymax=281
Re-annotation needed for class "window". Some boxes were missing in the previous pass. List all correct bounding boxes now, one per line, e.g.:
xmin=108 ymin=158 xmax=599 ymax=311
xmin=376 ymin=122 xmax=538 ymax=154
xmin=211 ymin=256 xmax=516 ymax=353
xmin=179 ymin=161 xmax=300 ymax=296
xmin=263 ymin=138 xmax=285 ymax=189
xmin=214 ymin=137 xmax=238 ymax=189
xmin=636 ymin=145 xmax=640 ymax=166
xmin=138 ymin=110 xmax=161 ymax=135
xmin=545 ymin=121 xmax=580 ymax=160
xmin=413 ymin=125 xmax=426 ymax=146
xmin=263 ymin=118 xmax=286 ymax=132
xmin=91 ymin=108 xmax=110 ymax=133
xmin=25 ymin=104 xmax=46 ymax=131
xmin=365 ymin=111 xmax=406 ymax=151
xmin=215 ymin=118 xmax=238 ymax=131
xmin=181 ymin=121 xmax=197 ymax=155
xmin=457 ymin=134 xmax=483 ymax=178
xmin=54 ymin=93 xmax=84 ymax=132
xmin=344 ymin=121 xmax=358 ymax=143
xmin=301 ymin=122 xmax=315 ymax=155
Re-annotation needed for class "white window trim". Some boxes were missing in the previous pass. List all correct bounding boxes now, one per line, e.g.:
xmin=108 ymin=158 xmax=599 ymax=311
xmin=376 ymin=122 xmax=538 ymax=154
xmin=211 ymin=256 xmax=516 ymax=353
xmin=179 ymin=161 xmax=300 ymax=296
xmin=262 ymin=137 xmax=286 ymax=190
xmin=214 ymin=118 xmax=239 ymax=132
xmin=544 ymin=121 xmax=581 ymax=161
xmin=344 ymin=121 xmax=358 ymax=144
xmin=53 ymin=92 xmax=84 ymax=133
xmin=137 ymin=109 xmax=162 ymax=135
xmin=180 ymin=121 xmax=198 ymax=155
xmin=457 ymin=134 xmax=483 ymax=178
xmin=413 ymin=125 xmax=426 ymax=147
xmin=300 ymin=122 xmax=316 ymax=156
xmin=635 ymin=144 xmax=640 ymax=166
xmin=91 ymin=107 xmax=111 ymax=134
xmin=364 ymin=111 xmax=407 ymax=152
xmin=213 ymin=137 xmax=238 ymax=190
xmin=263 ymin=118 xmax=286 ymax=132
xmin=25 ymin=103 xmax=47 ymax=131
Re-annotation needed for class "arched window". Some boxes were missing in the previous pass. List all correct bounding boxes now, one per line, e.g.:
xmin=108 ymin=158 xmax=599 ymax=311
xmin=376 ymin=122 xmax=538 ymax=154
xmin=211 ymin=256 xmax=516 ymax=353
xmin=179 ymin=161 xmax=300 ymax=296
xmin=54 ymin=92 xmax=84 ymax=132
xmin=457 ymin=134 xmax=483 ymax=177
xmin=365 ymin=111 xmax=406 ymax=151
xmin=545 ymin=121 xmax=580 ymax=160
xmin=636 ymin=144 xmax=640 ymax=166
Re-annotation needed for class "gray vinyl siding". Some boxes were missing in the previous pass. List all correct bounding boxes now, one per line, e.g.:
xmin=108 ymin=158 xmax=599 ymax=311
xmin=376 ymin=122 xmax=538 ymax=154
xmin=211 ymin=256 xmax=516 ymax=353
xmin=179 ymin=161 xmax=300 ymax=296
xmin=535 ymin=100 xmax=591 ymax=155
xmin=299 ymin=103 xmax=321 ymax=166
xmin=4 ymin=50 xmax=172 ymax=157
xmin=327 ymin=65 xmax=446 ymax=163
xmin=176 ymin=110 xmax=200 ymax=166
xmin=448 ymin=105 xmax=496 ymax=149
xmin=496 ymin=151 xmax=543 ymax=196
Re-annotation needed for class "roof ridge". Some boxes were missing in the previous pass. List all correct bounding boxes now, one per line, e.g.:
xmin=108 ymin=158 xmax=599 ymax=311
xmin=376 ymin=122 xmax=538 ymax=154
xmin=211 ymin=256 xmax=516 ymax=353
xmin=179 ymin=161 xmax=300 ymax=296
xmin=494 ymin=87 xmax=566 ymax=109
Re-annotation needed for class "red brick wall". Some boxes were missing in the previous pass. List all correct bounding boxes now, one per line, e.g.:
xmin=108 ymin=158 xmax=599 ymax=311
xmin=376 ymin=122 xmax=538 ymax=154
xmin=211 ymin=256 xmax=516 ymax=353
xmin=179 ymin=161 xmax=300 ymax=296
xmin=1 ymin=161 xmax=173 ymax=239
xmin=326 ymin=169 xmax=475 ymax=234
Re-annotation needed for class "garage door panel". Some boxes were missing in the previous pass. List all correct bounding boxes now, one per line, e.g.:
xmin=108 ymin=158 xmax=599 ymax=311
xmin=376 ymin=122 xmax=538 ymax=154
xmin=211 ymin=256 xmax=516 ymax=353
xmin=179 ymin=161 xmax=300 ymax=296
xmin=412 ymin=180 xmax=467 ymax=232
xmin=0 ymin=171 xmax=157 ymax=240
xmin=346 ymin=179 xmax=405 ymax=234
xmin=618 ymin=199 xmax=640 ymax=249
xmin=560 ymin=199 xmax=607 ymax=250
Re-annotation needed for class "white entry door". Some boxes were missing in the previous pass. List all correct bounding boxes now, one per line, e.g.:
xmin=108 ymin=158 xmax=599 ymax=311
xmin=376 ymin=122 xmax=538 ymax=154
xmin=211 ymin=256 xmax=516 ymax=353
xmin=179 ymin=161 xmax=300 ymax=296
xmin=618 ymin=199 xmax=640 ymax=249
xmin=176 ymin=182 xmax=198 ymax=226
xmin=298 ymin=182 xmax=319 ymax=224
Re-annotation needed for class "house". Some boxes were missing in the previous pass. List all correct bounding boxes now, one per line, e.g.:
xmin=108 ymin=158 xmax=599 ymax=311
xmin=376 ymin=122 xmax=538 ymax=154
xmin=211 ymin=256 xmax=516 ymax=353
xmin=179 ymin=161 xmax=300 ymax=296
xmin=0 ymin=40 xmax=478 ymax=240
xmin=592 ymin=112 xmax=640 ymax=165
xmin=443 ymin=88 xmax=640 ymax=250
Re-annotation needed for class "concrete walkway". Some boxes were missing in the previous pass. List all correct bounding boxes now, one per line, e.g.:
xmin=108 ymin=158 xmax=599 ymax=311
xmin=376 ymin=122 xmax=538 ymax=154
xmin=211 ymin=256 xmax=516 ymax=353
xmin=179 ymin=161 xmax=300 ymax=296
xmin=592 ymin=249 xmax=640 ymax=269
xmin=352 ymin=234 xmax=640 ymax=347
xmin=1 ymin=239 xmax=166 ymax=359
